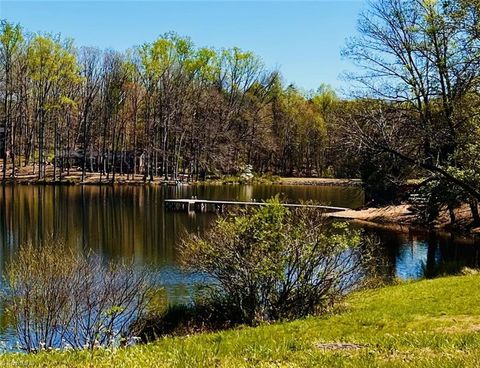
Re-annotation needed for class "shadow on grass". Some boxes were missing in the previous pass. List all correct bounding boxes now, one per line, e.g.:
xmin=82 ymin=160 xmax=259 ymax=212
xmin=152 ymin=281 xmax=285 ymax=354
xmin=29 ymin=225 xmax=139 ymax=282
xmin=137 ymin=300 xmax=244 ymax=342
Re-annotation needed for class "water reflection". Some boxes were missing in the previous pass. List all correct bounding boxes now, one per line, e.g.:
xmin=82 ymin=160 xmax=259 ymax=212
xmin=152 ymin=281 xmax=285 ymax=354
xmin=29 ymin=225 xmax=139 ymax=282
xmin=0 ymin=184 xmax=363 ymax=264
xmin=1 ymin=184 xmax=479 ymax=281
xmin=0 ymin=184 xmax=478 ymax=346
xmin=363 ymin=226 xmax=480 ymax=280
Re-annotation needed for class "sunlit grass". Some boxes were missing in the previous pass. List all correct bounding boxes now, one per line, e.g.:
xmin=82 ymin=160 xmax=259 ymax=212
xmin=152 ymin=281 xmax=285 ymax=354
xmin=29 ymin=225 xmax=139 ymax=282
xmin=2 ymin=275 xmax=480 ymax=367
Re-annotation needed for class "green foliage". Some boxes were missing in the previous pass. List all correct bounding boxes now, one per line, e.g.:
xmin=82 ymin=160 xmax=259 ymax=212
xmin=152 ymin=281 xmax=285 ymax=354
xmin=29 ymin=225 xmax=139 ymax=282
xmin=2 ymin=275 xmax=480 ymax=366
xmin=312 ymin=84 xmax=338 ymax=116
xmin=0 ymin=20 xmax=352 ymax=182
xmin=414 ymin=113 xmax=480 ymax=224
xmin=139 ymin=32 xmax=196 ymax=82
xmin=415 ymin=177 xmax=463 ymax=223
xmin=220 ymin=47 xmax=263 ymax=90
xmin=27 ymin=35 xmax=80 ymax=94
xmin=272 ymin=85 xmax=330 ymax=176
xmin=360 ymin=149 xmax=410 ymax=205
xmin=188 ymin=47 xmax=219 ymax=82
xmin=450 ymin=130 xmax=480 ymax=195
xmin=181 ymin=199 xmax=372 ymax=324
xmin=0 ymin=20 xmax=23 ymax=60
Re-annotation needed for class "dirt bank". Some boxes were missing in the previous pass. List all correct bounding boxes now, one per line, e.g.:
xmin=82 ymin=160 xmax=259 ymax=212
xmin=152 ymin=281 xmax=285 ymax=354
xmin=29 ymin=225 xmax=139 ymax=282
xmin=279 ymin=177 xmax=362 ymax=186
xmin=330 ymin=203 xmax=480 ymax=235
xmin=330 ymin=204 xmax=416 ymax=224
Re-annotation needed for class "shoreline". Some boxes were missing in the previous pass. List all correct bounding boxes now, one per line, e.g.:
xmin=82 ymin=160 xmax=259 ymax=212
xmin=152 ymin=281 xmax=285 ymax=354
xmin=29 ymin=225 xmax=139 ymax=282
xmin=2 ymin=275 xmax=480 ymax=366
xmin=329 ymin=203 xmax=480 ymax=236
xmin=277 ymin=177 xmax=362 ymax=186
xmin=5 ymin=169 xmax=477 ymax=236
xmin=0 ymin=168 xmax=363 ymax=187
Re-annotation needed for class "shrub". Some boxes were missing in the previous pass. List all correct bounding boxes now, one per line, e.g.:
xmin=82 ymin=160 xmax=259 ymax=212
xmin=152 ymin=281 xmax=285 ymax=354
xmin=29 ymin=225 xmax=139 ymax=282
xmin=181 ymin=199 xmax=374 ymax=325
xmin=5 ymin=242 xmax=151 ymax=352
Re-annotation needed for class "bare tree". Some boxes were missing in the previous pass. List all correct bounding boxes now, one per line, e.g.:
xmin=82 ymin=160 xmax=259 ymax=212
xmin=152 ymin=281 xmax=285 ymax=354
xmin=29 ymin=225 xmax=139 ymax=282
xmin=0 ymin=21 xmax=23 ymax=181
xmin=6 ymin=241 xmax=151 ymax=352
xmin=78 ymin=47 xmax=101 ymax=181
xmin=342 ymin=0 xmax=480 ymax=202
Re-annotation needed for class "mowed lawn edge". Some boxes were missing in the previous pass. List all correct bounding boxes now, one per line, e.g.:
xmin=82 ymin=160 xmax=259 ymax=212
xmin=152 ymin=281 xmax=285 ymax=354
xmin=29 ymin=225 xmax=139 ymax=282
xmin=2 ymin=274 xmax=480 ymax=367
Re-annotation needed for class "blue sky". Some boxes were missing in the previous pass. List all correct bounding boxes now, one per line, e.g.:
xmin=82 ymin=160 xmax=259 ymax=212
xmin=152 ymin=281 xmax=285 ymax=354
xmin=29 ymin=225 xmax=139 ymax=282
xmin=0 ymin=0 xmax=366 ymax=92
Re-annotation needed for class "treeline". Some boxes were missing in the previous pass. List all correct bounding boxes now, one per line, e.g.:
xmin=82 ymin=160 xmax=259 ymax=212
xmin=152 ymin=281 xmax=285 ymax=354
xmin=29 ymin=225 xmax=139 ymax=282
xmin=3 ymin=0 xmax=480 ymax=226
xmin=0 ymin=21 xmax=342 ymax=182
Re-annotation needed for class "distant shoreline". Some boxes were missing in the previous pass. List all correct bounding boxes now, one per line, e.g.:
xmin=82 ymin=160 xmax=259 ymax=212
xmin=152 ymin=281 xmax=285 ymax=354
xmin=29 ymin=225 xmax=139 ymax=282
xmin=3 ymin=171 xmax=478 ymax=235
xmin=0 ymin=167 xmax=363 ymax=187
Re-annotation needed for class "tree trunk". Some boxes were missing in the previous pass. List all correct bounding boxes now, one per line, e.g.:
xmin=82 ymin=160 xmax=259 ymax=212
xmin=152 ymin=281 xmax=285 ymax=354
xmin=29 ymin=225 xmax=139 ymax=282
xmin=448 ymin=203 xmax=456 ymax=224
xmin=38 ymin=106 xmax=45 ymax=180
xmin=53 ymin=116 xmax=58 ymax=181
xmin=470 ymin=199 xmax=480 ymax=227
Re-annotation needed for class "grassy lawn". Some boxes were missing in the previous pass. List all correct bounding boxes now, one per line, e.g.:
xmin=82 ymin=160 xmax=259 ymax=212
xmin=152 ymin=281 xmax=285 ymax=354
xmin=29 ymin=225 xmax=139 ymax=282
xmin=2 ymin=274 xmax=480 ymax=367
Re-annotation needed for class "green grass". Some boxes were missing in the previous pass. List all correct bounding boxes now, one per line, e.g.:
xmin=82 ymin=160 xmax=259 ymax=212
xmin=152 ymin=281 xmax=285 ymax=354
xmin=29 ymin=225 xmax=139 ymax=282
xmin=2 ymin=275 xmax=480 ymax=367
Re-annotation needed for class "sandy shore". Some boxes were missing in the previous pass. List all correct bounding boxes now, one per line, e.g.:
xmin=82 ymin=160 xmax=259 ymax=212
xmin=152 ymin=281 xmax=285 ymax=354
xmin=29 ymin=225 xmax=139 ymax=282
xmin=279 ymin=177 xmax=362 ymax=186
xmin=330 ymin=204 xmax=416 ymax=223
xmin=330 ymin=203 xmax=480 ymax=235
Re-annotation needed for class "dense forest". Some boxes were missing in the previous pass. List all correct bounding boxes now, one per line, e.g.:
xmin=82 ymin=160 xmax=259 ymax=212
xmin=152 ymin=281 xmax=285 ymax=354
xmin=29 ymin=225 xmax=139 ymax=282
xmin=1 ymin=0 xmax=480 ymax=223
xmin=0 ymin=20 xmax=343 ymax=183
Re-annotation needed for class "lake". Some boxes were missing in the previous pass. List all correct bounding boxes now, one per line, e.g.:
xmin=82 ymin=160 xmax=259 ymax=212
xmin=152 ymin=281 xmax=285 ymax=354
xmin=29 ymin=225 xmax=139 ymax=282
xmin=1 ymin=184 xmax=479 ymax=280
xmin=0 ymin=184 xmax=479 ymax=346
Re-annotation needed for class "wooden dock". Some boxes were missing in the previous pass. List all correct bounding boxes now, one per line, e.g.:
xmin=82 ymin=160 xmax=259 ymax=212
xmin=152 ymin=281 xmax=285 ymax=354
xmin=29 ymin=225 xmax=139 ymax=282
xmin=164 ymin=198 xmax=350 ymax=213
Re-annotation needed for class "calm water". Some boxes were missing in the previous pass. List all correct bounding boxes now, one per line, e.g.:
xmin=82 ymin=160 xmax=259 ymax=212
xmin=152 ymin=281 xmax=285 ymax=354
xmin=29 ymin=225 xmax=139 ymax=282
xmin=0 ymin=184 xmax=479 ymax=345
xmin=1 ymin=183 xmax=478 ymax=281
